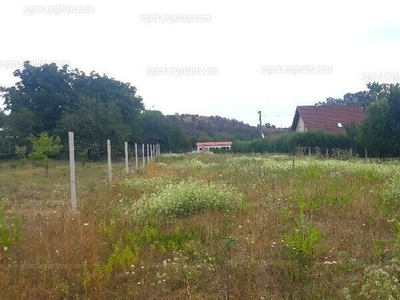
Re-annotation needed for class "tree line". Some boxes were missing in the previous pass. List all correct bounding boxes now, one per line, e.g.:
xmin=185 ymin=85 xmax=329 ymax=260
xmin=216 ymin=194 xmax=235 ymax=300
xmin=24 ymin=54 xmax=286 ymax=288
xmin=1 ymin=62 xmax=399 ymax=159
xmin=0 ymin=61 xmax=193 ymax=160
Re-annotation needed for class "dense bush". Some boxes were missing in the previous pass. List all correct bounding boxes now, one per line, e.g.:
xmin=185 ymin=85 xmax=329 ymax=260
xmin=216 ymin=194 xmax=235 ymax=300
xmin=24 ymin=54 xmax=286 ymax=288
xmin=232 ymin=130 xmax=356 ymax=155
xmin=127 ymin=179 xmax=244 ymax=223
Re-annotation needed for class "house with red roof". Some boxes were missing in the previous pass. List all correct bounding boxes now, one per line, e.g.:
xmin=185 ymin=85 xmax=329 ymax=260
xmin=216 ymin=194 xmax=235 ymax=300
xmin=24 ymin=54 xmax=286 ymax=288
xmin=196 ymin=141 xmax=232 ymax=152
xmin=291 ymin=105 xmax=366 ymax=134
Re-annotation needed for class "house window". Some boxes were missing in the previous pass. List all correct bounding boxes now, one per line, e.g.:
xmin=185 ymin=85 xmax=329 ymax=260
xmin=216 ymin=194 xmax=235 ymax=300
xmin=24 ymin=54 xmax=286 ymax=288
xmin=337 ymin=122 xmax=343 ymax=128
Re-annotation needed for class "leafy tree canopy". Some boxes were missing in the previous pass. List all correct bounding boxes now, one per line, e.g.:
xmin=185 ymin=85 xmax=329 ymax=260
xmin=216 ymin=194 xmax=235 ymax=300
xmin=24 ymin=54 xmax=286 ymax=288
xmin=357 ymin=85 xmax=400 ymax=157
xmin=0 ymin=61 xmax=149 ymax=159
xmin=319 ymin=82 xmax=400 ymax=111
xmin=28 ymin=132 xmax=62 ymax=176
xmin=0 ymin=61 xmax=144 ymax=137
xmin=136 ymin=110 xmax=193 ymax=152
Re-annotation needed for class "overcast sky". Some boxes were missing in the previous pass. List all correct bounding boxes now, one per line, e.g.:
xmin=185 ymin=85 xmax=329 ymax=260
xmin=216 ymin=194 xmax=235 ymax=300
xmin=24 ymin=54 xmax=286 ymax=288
xmin=1 ymin=0 xmax=400 ymax=127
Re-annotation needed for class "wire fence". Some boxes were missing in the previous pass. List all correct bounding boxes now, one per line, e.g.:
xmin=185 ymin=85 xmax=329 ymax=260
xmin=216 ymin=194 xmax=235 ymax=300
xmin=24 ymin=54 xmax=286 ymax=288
xmin=66 ymin=132 xmax=160 ymax=212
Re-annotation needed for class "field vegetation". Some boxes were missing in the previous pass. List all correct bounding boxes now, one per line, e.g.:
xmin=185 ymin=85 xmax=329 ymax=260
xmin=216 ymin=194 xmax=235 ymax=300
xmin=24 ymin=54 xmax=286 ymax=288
xmin=1 ymin=153 xmax=400 ymax=299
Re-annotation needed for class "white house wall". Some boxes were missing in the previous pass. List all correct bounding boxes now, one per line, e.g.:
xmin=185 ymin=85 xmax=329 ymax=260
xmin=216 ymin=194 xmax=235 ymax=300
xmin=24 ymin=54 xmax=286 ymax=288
xmin=296 ymin=115 xmax=307 ymax=132
xmin=197 ymin=146 xmax=232 ymax=151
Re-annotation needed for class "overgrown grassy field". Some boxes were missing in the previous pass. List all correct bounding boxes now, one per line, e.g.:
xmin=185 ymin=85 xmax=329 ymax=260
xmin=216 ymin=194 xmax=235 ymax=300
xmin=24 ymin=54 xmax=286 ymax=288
xmin=1 ymin=154 xmax=400 ymax=299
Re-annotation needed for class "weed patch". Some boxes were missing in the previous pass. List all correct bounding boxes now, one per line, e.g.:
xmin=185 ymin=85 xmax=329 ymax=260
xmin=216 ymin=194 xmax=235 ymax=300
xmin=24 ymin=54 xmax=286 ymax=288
xmin=127 ymin=179 xmax=245 ymax=223
xmin=0 ymin=197 xmax=21 ymax=249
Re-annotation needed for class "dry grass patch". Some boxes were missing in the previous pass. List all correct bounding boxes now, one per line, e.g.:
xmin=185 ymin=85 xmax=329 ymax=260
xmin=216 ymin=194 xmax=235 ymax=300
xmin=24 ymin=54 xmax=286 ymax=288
xmin=1 ymin=155 xmax=400 ymax=298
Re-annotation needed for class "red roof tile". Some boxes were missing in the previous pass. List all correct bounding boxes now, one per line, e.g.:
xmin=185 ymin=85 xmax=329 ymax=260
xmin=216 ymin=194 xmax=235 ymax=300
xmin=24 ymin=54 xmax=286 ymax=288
xmin=291 ymin=105 xmax=366 ymax=133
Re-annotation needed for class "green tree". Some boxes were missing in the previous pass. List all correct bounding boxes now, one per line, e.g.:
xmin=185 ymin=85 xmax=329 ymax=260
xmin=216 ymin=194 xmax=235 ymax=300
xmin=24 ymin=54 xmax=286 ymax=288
xmin=4 ymin=108 xmax=40 ymax=137
xmin=28 ymin=132 xmax=62 ymax=176
xmin=166 ymin=125 xmax=192 ymax=152
xmin=386 ymin=86 xmax=400 ymax=154
xmin=356 ymin=84 xmax=400 ymax=158
xmin=0 ymin=109 xmax=4 ymax=129
xmin=321 ymin=91 xmax=373 ymax=110
xmin=1 ymin=62 xmax=74 ymax=135
xmin=357 ymin=99 xmax=393 ymax=157
xmin=15 ymin=145 xmax=27 ymax=164
xmin=133 ymin=110 xmax=192 ymax=152
xmin=56 ymin=98 xmax=129 ymax=160
xmin=1 ymin=61 xmax=144 ymax=152
xmin=136 ymin=110 xmax=172 ymax=151
xmin=320 ymin=83 xmax=399 ymax=111
xmin=265 ymin=123 xmax=277 ymax=129
xmin=0 ymin=110 xmax=6 ymax=156
xmin=71 ymin=70 xmax=144 ymax=122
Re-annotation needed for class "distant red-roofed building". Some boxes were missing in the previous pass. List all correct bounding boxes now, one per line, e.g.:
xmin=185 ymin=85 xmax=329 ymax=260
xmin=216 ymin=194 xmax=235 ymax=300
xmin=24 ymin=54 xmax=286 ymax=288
xmin=291 ymin=105 xmax=366 ymax=134
xmin=196 ymin=141 xmax=232 ymax=152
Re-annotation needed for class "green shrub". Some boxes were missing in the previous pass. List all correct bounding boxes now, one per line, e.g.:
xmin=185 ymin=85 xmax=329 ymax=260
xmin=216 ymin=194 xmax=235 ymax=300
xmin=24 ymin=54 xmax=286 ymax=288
xmin=127 ymin=179 xmax=244 ymax=223
xmin=232 ymin=130 xmax=353 ymax=155
xmin=283 ymin=216 xmax=323 ymax=281
xmin=82 ymin=240 xmax=138 ymax=293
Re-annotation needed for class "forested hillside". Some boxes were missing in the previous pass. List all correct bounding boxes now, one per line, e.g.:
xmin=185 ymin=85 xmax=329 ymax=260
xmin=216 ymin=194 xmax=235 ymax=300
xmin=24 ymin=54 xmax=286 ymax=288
xmin=166 ymin=114 xmax=260 ymax=141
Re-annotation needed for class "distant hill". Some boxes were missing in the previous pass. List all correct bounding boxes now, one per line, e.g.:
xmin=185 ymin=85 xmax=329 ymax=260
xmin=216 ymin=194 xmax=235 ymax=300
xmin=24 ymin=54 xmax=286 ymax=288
xmin=166 ymin=114 xmax=260 ymax=141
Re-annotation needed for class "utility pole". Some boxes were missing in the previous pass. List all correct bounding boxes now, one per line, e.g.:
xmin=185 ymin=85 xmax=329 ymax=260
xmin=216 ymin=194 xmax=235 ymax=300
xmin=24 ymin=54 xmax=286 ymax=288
xmin=258 ymin=111 xmax=263 ymax=138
